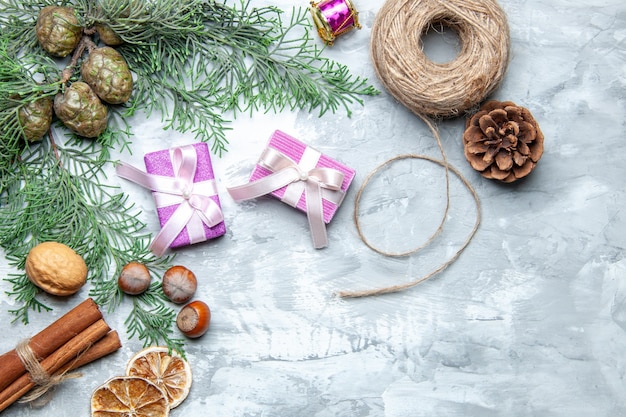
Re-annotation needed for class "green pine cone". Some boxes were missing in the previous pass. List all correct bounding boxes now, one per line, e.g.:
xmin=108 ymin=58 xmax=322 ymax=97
xmin=36 ymin=6 xmax=82 ymax=58
xmin=54 ymin=82 xmax=108 ymax=138
xmin=95 ymin=23 xmax=124 ymax=46
xmin=81 ymin=46 xmax=133 ymax=104
xmin=18 ymin=97 xmax=53 ymax=142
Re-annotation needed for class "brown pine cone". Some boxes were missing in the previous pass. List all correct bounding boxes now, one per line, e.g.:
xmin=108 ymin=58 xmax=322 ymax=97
xmin=94 ymin=0 xmax=136 ymax=46
xmin=18 ymin=96 xmax=53 ymax=142
xmin=463 ymin=100 xmax=544 ymax=183
xmin=95 ymin=23 xmax=124 ymax=46
xmin=36 ymin=6 xmax=82 ymax=58
xmin=54 ymin=82 xmax=108 ymax=138
xmin=81 ymin=46 xmax=133 ymax=104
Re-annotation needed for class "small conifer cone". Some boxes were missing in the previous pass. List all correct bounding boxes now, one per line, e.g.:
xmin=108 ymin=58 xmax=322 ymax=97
xmin=81 ymin=46 xmax=133 ymax=104
xmin=95 ymin=23 xmax=124 ymax=46
xmin=36 ymin=6 xmax=82 ymax=58
xmin=463 ymin=100 xmax=544 ymax=183
xmin=54 ymin=82 xmax=108 ymax=138
xmin=18 ymin=97 xmax=53 ymax=142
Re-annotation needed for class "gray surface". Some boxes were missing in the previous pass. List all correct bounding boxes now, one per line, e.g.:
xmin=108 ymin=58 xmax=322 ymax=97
xmin=1 ymin=0 xmax=626 ymax=415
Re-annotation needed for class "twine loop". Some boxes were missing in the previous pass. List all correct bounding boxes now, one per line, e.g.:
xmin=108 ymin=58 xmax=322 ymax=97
xmin=337 ymin=0 xmax=510 ymax=297
xmin=338 ymin=150 xmax=481 ymax=298
xmin=15 ymin=339 xmax=82 ymax=405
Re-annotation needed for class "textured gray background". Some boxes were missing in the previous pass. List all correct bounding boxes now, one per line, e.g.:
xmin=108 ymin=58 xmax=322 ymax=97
xmin=1 ymin=0 xmax=626 ymax=415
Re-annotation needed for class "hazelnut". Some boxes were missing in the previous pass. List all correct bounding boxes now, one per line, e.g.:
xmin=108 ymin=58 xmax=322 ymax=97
xmin=118 ymin=262 xmax=151 ymax=295
xmin=162 ymin=266 xmax=197 ymax=304
xmin=176 ymin=300 xmax=211 ymax=338
xmin=25 ymin=242 xmax=87 ymax=296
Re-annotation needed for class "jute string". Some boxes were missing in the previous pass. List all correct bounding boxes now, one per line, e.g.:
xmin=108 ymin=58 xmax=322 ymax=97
xmin=15 ymin=339 xmax=82 ymax=405
xmin=370 ymin=0 xmax=510 ymax=118
xmin=336 ymin=0 xmax=509 ymax=298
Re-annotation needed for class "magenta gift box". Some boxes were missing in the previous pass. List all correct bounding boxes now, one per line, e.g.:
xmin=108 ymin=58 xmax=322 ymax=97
xmin=144 ymin=142 xmax=226 ymax=249
xmin=249 ymin=130 xmax=356 ymax=223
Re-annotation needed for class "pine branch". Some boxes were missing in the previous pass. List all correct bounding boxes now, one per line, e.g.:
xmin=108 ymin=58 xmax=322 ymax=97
xmin=0 ymin=130 xmax=182 ymax=353
xmin=198 ymin=3 xmax=379 ymax=117
xmin=4 ymin=273 xmax=52 ymax=324
xmin=0 ymin=38 xmax=60 ymax=191
xmin=120 ymin=39 xmax=231 ymax=154
xmin=91 ymin=248 xmax=183 ymax=356
xmin=126 ymin=287 xmax=186 ymax=357
xmin=82 ymin=0 xmax=379 ymax=154
xmin=0 ymin=0 xmax=379 ymax=355
xmin=0 ymin=0 xmax=42 ymax=56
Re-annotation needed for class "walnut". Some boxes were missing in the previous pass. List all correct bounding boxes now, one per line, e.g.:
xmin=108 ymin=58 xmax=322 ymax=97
xmin=463 ymin=100 xmax=544 ymax=183
xmin=25 ymin=242 xmax=87 ymax=296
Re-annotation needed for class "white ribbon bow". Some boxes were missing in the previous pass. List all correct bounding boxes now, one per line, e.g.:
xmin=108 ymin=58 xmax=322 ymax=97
xmin=116 ymin=145 xmax=223 ymax=256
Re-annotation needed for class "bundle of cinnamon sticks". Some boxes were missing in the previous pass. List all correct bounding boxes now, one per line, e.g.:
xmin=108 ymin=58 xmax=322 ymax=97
xmin=0 ymin=298 xmax=122 ymax=412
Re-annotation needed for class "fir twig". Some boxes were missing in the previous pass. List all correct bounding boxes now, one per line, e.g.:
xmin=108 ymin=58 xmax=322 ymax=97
xmin=199 ymin=4 xmax=379 ymax=117
xmin=0 ymin=128 xmax=184 ymax=352
xmin=0 ymin=37 xmax=60 ymax=191
xmin=78 ymin=0 xmax=379 ymax=155
xmin=4 ymin=273 xmax=52 ymax=324
xmin=127 ymin=285 xmax=186 ymax=357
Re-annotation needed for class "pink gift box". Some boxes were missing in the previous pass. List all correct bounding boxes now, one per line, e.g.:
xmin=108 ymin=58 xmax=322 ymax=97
xmin=144 ymin=142 xmax=226 ymax=249
xmin=249 ymin=130 xmax=356 ymax=223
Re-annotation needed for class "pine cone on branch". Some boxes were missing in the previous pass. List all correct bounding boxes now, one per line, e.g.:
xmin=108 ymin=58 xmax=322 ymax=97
xmin=54 ymin=81 xmax=108 ymax=138
xmin=463 ymin=100 xmax=544 ymax=183
xmin=35 ymin=6 xmax=82 ymax=58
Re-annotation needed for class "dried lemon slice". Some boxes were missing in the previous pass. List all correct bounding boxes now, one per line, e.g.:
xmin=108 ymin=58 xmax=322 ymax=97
xmin=91 ymin=376 xmax=169 ymax=417
xmin=125 ymin=346 xmax=192 ymax=408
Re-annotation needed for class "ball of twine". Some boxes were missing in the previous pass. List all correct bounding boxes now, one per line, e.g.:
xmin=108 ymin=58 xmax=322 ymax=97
xmin=370 ymin=0 xmax=510 ymax=118
xmin=337 ymin=0 xmax=510 ymax=298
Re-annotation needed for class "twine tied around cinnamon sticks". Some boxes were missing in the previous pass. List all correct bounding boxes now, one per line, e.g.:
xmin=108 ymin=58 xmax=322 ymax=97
xmin=0 ymin=299 xmax=122 ymax=412
xmin=336 ymin=0 xmax=509 ymax=297
xmin=14 ymin=338 xmax=82 ymax=405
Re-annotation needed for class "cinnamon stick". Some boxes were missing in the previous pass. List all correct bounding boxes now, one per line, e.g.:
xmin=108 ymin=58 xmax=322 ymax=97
xmin=0 ymin=298 xmax=103 ymax=393
xmin=56 ymin=330 xmax=122 ymax=373
xmin=0 ymin=319 xmax=111 ymax=412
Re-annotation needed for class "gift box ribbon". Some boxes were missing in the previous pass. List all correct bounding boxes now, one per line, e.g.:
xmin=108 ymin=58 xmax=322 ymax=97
xmin=227 ymin=146 xmax=345 ymax=248
xmin=116 ymin=145 xmax=224 ymax=256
